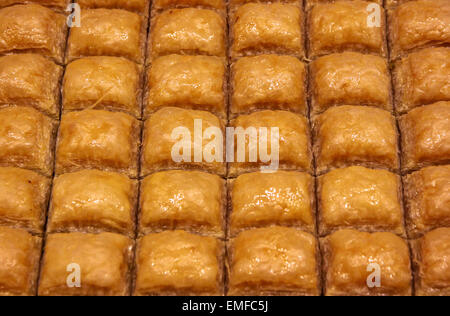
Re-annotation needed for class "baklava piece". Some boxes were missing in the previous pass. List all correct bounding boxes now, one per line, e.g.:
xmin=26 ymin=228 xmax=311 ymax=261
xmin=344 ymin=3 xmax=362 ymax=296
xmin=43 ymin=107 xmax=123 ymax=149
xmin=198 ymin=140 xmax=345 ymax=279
xmin=0 ymin=106 xmax=55 ymax=176
xmin=306 ymin=0 xmax=381 ymax=9
xmin=0 ymin=167 xmax=50 ymax=234
xmin=134 ymin=230 xmax=223 ymax=296
xmin=322 ymin=229 xmax=412 ymax=296
xmin=318 ymin=166 xmax=404 ymax=236
xmin=385 ymin=0 xmax=412 ymax=8
xmin=38 ymin=232 xmax=133 ymax=296
xmin=229 ymin=110 xmax=312 ymax=177
xmin=0 ymin=4 xmax=67 ymax=64
xmin=228 ymin=226 xmax=320 ymax=296
xmin=231 ymin=3 xmax=303 ymax=58
xmin=48 ymin=170 xmax=137 ymax=236
xmin=0 ymin=0 xmax=70 ymax=11
xmin=389 ymin=0 xmax=450 ymax=60
xmin=153 ymin=0 xmax=225 ymax=11
xmin=412 ymin=228 xmax=450 ymax=296
xmin=0 ymin=54 xmax=63 ymax=118
xmin=308 ymin=1 xmax=386 ymax=58
xmin=76 ymin=0 xmax=150 ymax=14
xmin=141 ymin=107 xmax=225 ymax=177
xmin=400 ymin=102 xmax=450 ymax=172
xmin=314 ymin=105 xmax=399 ymax=174
xmin=66 ymin=9 xmax=145 ymax=64
xmin=393 ymin=47 xmax=450 ymax=114
xmin=55 ymin=110 xmax=140 ymax=178
xmin=0 ymin=227 xmax=41 ymax=296
xmin=145 ymin=55 xmax=226 ymax=118
xmin=63 ymin=57 xmax=142 ymax=118
xmin=405 ymin=166 xmax=450 ymax=238
xmin=310 ymin=52 xmax=391 ymax=114
xmin=230 ymin=171 xmax=315 ymax=237
xmin=140 ymin=170 xmax=225 ymax=237
xmin=150 ymin=8 xmax=226 ymax=59
xmin=231 ymin=55 xmax=306 ymax=116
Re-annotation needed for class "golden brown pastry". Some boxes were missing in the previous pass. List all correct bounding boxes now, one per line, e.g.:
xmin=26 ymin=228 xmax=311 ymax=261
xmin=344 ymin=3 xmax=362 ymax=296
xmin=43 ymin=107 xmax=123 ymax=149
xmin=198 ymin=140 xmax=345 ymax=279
xmin=310 ymin=52 xmax=391 ymax=114
xmin=412 ymin=228 xmax=450 ymax=296
xmin=134 ymin=230 xmax=223 ymax=295
xmin=76 ymin=0 xmax=150 ymax=13
xmin=306 ymin=0 xmax=381 ymax=9
xmin=55 ymin=110 xmax=140 ymax=178
xmin=0 ymin=167 xmax=50 ymax=234
xmin=141 ymin=107 xmax=225 ymax=177
xmin=318 ymin=166 xmax=404 ymax=236
xmin=230 ymin=171 xmax=314 ymax=236
xmin=229 ymin=110 xmax=312 ymax=177
xmin=0 ymin=0 xmax=70 ymax=11
xmin=228 ymin=226 xmax=319 ymax=296
xmin=231 ymin=0 xmax=299 ymax=5
xmin=0 ymin=106 xmax=55 ymax=176
xmin=145 ymin=55 xmax=226 ymax=119
xmin=231 ymin=3 xmax=303 ymax=58
xmin=66 ymin=9 xmax=145 ymax=64
xmin=231 ymin=55 xmax=306 ymax=116
xmin=0 ymin=4 xmax=67 ymax=64
xmin=389 ymin=0 xmax=450 ymax=60
xmin=150 ymin=8 xmax=226 ymax=59
xmin=38 ymin=232 xmax=133 ymax=296
xmin=48 ymin=170 xmax=137 ymax=236
xmin=314 ymin=105 xmax=399 ymax=174
xmin=0 ymin=54 xmax=63 ymax=118
xmin=153 ymin=0 xmax=225 ymax=11
xmin=400 ymin=102 xmax=450 ymax=172
xmin=322 ymin=229 xmax=412 ymax=296
xmin=393 ymin=47 xmax=450 ymax=114
xmin=0 ymin=227 xmax=41 ymax=296
xmin=140 ymin=170 xmax=225 ymax=237
xmin=308 ymin=1 xmax=387 ymax=58
xmin=63 ymin=57 xmax=142 ymax=118
xmin=405 ymin=166 xmax=450 ymax=238
xmin=385 ymin=0 xmax=412 ymax=8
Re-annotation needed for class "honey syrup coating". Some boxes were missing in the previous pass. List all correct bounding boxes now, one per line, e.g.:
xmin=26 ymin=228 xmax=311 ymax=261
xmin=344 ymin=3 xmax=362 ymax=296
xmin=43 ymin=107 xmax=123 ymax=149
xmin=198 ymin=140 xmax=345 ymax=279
xmin=0 ymin=106 xmax=55 ymax=176
xmin=141 ymin=107 xmax=225 ymax=177
xmin=308 ymin=1 xmax=386 ymax=58
xmin=389 ymin=0 xmax=450 ymax=60
xmin=55 ymin=110 xmax=140 ymax=178
xmin=153 ymin=0 xmax=225 ymax=11
xmin=385 ymin=0 xmax=413 ymax=8
xmin=0 ymin=0 xmax=70 ymax=11
xmin=140 ymin=170 xmax=225 ymax=237
xmin=66 ymin=9 xmax=145 ymax=64
xmin=134 ymin=230 xmax=223 ymax=295
xmin=0 ymin=227 xmax=41 ymax=296
xmin=393 ymin=47 xmax=450 ymax=114
xmin=48 ymin=170 xmax=137 ymax=236
xmin=0 ymin=54 xmax=63 ymax=118
xmin=228 ymin=226 xmax=319 ymax=296
xmin=229 ymin=110 xmax=312 ymax=177
xmin=0 ymin=4 xmax=67 ymax=64
xmin=400 ymin=102 xmax=450 ymax=172
xmin=231 ymin=3 xmax=303 ymax=58
xmin=231 ymin=55 xmax=306 ymax=116
xmin=314 ymin=105 xmax=399 ymax=174
xmin=38 ymin=232 xmax=132 ymax=296
xmin=230 ymin=171 xmax=314 ymax=236
xmin=76 ymin=0 xmax=149 ymax=13
xmin=146 ymin=55 xmax=226 ymax=118
xmin=150 ymin=8 xmax=226 ymax=59
xmin=63 ymin=56 xmax=142 ymax=118
xmin=306 ymin=0 xmax=381 ymax=9
xmin=405 ymin=165 xmax=450 ymax=238
xmin=318 ymin=166 xmax=404 ymax=236
xmin=414 ymin=228 xmax=450 ymax=296
xmin=310 ymin=52 xmax=391 ymax=114
xmin=323 ymin=229 xmax=412 ymax=296
xmin=0 ymin=167 xmax=50 ymax=234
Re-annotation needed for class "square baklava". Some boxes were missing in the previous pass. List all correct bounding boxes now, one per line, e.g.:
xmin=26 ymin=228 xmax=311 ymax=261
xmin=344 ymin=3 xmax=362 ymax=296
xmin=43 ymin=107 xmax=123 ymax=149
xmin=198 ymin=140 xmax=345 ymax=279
xmin=76 ymin=0 xmax=150 ymax=14
xmin=0 ymin=0 xmax=70 ymax=11
xmin=153 ymin=0 xmax=225 ymax=11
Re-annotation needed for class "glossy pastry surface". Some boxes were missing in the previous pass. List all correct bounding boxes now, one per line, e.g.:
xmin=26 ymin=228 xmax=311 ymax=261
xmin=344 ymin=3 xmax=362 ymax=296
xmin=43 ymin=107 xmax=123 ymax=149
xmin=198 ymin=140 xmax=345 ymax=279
xmin=140 ymin=170 xmax=225 ymax=237
xmin=135 ymin=230 xmax=222 ymax=295
xmin=231 ymin=55 xmax=306 ymax=115
xmin=38 ymin=232 xmax=132 ymax=296
xmin=0 ymin=0 xmax=70 ymax=10
xmin=228 ymin=226 xmax=319 ymax=296
xmin=146 ymin=55 xmax=226 ymax=118
xmin=76 ymin=0 xmax=149 ymax=13
xmin=153 ymin=0 xmax=225 ymax=10
xmin=230 ymin=171 xmax=314 ymax=236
